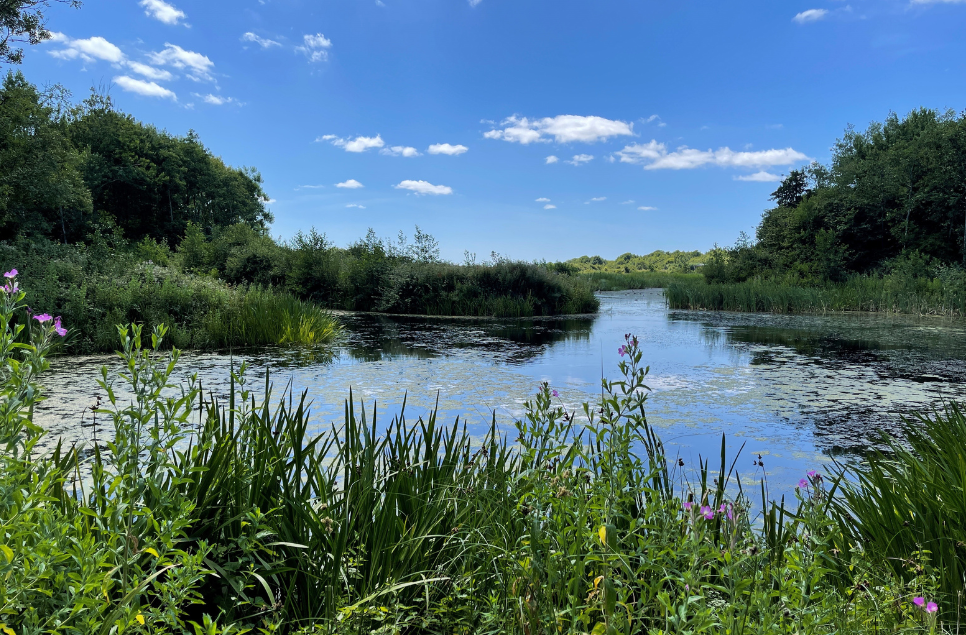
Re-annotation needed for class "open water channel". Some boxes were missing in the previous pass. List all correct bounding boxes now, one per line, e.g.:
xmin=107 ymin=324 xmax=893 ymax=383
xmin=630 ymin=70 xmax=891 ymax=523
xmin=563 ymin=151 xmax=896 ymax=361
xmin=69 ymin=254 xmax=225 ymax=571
xmin=33 ymin=289 xmax=966 ymax=500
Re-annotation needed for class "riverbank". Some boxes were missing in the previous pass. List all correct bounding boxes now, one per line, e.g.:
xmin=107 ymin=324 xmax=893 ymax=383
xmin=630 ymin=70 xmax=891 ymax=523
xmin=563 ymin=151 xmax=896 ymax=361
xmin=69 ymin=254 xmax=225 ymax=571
xmin=579 ymin=270 xmax=703 ymax=291
xmin=1 ymin=275 xmax=961 ymax=634
xmin=666 ymin=274 xmax=966 ymax=316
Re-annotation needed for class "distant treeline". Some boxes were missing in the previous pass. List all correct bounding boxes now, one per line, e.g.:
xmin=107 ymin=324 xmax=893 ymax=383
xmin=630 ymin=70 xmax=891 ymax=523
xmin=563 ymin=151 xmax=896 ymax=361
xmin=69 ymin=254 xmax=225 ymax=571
xmin=706 ymin=108 xmax=966 ymax=285
xmin=567 ymin=250 xmax=707 ymax=274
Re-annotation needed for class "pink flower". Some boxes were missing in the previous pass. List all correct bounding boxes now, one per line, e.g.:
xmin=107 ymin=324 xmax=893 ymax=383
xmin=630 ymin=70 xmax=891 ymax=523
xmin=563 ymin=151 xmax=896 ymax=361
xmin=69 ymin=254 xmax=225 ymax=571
xmin=3 ymin=269 xmax=16 ymax=278
xmin=926 ymin=602 xmax=938 ymax=613
xmin=33 ymin=313 xmax=53 ymax=323
xmin=683 ymin=501 xmax=693 ymax=510
xmin=700 ymin=505 xmax=714 ymax=520
xmin=54 ymin=317 xmax=67 ymax=337
xmin=913 ymin=597 xmax=925 ymax=608
xmin=798 ymin=479 xmax=809 ymax=489
xmin=618 ymin=345 xmax=626 ymax=357
xmin=807 ymin=470 xmax=823 ymax=481
xmin=552 ymin=390 xmax=559 ymax=397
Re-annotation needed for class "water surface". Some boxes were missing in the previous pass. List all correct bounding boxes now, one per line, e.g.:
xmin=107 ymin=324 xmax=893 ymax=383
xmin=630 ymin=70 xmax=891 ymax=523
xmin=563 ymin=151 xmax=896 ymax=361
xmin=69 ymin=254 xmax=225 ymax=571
xmin=36 ymin=289 xmax=966 ymax=499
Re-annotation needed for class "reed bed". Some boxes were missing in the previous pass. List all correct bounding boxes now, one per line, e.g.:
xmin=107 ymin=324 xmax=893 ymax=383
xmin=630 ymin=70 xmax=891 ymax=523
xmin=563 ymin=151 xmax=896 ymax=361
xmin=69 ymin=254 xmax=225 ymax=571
xmin=578 ymin=271 xmax=704 ymax=292
xmin=666 ymin=275 xmax=966 ymax=316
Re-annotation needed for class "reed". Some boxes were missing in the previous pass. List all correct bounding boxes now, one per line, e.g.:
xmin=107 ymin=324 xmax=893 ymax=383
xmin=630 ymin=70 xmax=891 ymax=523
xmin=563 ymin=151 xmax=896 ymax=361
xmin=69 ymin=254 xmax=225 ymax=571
xmin=579 ymin=271 xmax=704 ymax=291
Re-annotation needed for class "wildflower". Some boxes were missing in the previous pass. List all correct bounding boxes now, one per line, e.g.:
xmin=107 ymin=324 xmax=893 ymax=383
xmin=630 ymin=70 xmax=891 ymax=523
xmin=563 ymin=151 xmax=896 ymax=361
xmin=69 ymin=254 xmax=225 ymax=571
xmin=552 ymin=390 xmax=559 ymax=397
xmin=700 ymin=505 xmax=714 ymax=520
xmin=54 ymin=317 xmax=67 ymax=337
xmin=683 ymin=501 xmax=693 ymax=510
xmin=913 ymin=597 xmax=925 ymax=608
xmin=798 ymin=478 xmax=809 ymax=489
xmin=3 ymin=269 xmax=16 ymax=278
xmin=807 ymin=470 xmax=823 ymax=481
xmin=33 ymin=313 xmax=53 ymax=323
xmin=618 ymin=345 xmax=626 ymax=357
xmin=927 ymin=602 xmax=938 ymax=613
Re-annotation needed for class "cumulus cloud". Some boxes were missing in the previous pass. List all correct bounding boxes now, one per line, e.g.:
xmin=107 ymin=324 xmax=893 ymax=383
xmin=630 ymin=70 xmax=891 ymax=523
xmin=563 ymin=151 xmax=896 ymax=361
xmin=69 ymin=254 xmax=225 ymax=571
xmin=620 ymin=200 xmax=635 ymax=204
xmin=793 ymin=9 xmax=828 ymax=23
xmin=346 ymin=203 xmax=367 ymax=209
xmin=140 ymin=0 xmax=187 ymax=25
xmin=545 ymin=155 xmax=559 ymax=164
xmin=735 ymin=171 xmax=783 ymax=182
xmin=428 ymin=143 xmax=468 ymax=156
xmin=113 ymin=75 xmax=177 ymax=100
xmin=395 ymin=180 xmax=453 ymax=195
xmin=543 ymin=204 xmax=556 ymax=209
xmin=644 ymin=114 xmax=667 ymax=127
xmin=336 ymin=179 xmax=364 ymax=189
xmin=319 ymin=134 xmax=385 ymax=153
xmin=148 ymin=43 xmax=214 ymax=81
xmin=469 ymin=0 xmax=484 ymax=6
xmin=381 ymin=146 xmax=421 ymax=157
xmin=297 ymin=33 xmax=332 ymax=63
xmin=638 ymin=206 xmax=658 ymax=211
xmin=535 ymin=197 xmax=551 ymax=202
xmin=296 ymin=185 xmax=326 ymax=190
xmin=48 ymin=34 xmax=125 ymax=63
xmin=126 ymin=61 xmax=173 ymax=81
xmin=567 ymin=154 xmax=594 ymax=166
xmin=590 ymin=196 xmax=606 ymax=202
xmin=242 ymin=32 xmax=281 ymax=48
xmin=614 ymin=140 xmax=808 ymax=171
xmin=484 ymin=115 xmax=634 ymax=144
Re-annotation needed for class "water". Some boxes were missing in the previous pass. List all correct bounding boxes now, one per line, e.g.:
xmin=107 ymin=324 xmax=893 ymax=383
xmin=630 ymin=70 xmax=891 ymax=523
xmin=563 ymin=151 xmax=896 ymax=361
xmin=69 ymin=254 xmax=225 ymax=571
xmin=34 ymin=289 xmax=966 ymax=500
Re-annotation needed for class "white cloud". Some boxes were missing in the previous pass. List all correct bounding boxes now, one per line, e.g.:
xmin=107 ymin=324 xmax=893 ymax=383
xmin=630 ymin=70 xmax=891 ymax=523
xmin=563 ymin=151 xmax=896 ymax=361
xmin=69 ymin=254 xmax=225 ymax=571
xmin=336 ymin=179 xmax=364 ymax=189
xmin=469 ymin=0 xmax=484 ymax=6
xmin=638 ymin=206 xmax=658 ymax=211
xmin=567 ymin=154 xmax=594 ymax=166
xmin=297 ymin=33 xmax=332 ymax=63
xmin=912 ymin=0 xmax=966 ymax=3
xmin=320 ymin=135 xmax=385 ymax=152
xmin=545 ymin=155 xmax=559 ymax=164
xmin=140 ymin=0 xmax=187 ymax=25
xmin=544 ymin=204 xmax=556 ymax=210
xmin=193 ymin=93 xmax=236 ymax=105
xmin=376 ymin=0 xmax=386 ymax=5
xmin=395 ymin=180 xmax=453 ymax=195
xmin=126 ymin=61 xmax=173 ymax=81
xmin=297 ymin=185 xmax=326 ymax=190
xmin=381 ymin=145 xmax=421 ymax=157
xmin=735 ymin=171 xmax=784 ymax=182
xmin=793 ymin=9 xmax=828 ymax=23
xmin=148 ymin=43 xmax=214 ymax=81
xmin=484 ymin=114 xmax=634 ymax=144
xmin=615 ymin=141 xmax=808 ymax=171
xmin=535 ymin=197 xmax=551 ymax=202
xmin=113 ymin=75 xmax=177 ymax=100
xmin=48 ymin=34 xmax=125 ymax=63
xmin=644 ymin=114 xmax=667 ymax=128
xmin=242 ymin=32 xmax=281 ymax=49
xmin=587 ymin=197 xmax=606 ymax=202
xmin=346 ymin=203 xmax=367 ymax=209
xmin=620 ymin=200 xmax=635 ymax=204
xmin=428 ymin=143 xmax=468 ymax=156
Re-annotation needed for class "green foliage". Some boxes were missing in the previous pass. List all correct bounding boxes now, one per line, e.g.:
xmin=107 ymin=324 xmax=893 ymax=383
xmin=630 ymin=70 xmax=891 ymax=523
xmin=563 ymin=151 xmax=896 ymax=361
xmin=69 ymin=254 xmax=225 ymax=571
xmin=569 ymin=250 xmax=707 ymax=275
xmin=0 ymin=237 xmax=340 ymax=352
xmin=0 ymin=73 xmax=271 ymax=245
xmin=579 ymin=271 xmax=704 ymax=291
xmin=0 ymin=0 xmax=81 ymax=64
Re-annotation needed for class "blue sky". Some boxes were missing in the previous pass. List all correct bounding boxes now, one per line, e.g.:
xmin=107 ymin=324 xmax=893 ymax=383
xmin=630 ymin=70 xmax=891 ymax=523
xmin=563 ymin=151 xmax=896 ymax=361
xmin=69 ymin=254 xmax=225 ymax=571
xmin=18 ymin=0 xmax=966 ymax=261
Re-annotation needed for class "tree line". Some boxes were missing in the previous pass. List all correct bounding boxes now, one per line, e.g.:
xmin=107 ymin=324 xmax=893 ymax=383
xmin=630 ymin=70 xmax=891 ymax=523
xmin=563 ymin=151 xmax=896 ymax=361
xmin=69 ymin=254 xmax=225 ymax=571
xmin=0 ymin=72 xmax=271 ymax=245
xmin=707 ymin=108 xmax=966 ymax=283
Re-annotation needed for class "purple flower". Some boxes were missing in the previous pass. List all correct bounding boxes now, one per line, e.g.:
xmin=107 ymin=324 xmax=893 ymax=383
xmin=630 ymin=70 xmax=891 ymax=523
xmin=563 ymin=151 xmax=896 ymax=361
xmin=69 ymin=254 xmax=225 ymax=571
xmin=683 ymin=501 xmax=693 ymax=510
xmin=618 ymin=345 xmax=626 ymax=357
xmin=807 ymin=470 xmax=823 ymax=481
xmin=700 ymin=505 xmax=714 ymax=520
xmin=54 ymin=317 xmax=67 ymax=337
xmin=913 ymin=597 xmax=925 ymax=608
xmin=798 ymin=479 xmax=809 ymax=489
xmin=33 ymin=313 xmax=53 ymax=324
xmin=926 ymin=602 xmax=938 ymax=613
xmin=3 ymin=269 xmax=16 ymax=278
xmin=552 ymin=390 xmax=559 ymax=398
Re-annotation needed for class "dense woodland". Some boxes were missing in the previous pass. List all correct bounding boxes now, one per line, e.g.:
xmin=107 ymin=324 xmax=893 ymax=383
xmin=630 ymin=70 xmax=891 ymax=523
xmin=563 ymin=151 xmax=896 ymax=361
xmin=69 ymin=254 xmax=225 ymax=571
xmin=706 ymin=109 xmax=966 ymax=284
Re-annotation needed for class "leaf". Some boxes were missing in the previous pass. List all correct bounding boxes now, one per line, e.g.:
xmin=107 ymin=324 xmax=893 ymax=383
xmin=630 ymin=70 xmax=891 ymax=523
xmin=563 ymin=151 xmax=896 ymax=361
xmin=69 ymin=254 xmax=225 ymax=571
xmin=144 ymin=548 xmax=159 ymax=558
xmin=1 ymin=624 xmax=16 ymax=635
xmin=0 ymin=546 xmax=12 ymax=563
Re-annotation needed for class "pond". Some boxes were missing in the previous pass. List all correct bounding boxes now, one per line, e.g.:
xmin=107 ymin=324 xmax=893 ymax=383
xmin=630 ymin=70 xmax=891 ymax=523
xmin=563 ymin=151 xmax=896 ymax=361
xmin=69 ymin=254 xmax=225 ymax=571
xmin=34 ymin=288 xmax=966 ymax=500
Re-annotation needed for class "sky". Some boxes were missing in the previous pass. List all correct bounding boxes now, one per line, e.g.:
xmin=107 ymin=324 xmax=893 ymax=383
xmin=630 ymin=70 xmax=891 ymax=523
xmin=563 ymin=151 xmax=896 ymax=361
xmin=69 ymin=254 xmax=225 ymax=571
xmin=15 ymin=0 xmax=966 ymax=262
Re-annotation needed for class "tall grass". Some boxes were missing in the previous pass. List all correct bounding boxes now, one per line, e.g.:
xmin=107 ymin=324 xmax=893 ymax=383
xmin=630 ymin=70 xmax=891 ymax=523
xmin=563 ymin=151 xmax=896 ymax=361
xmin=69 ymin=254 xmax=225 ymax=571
xmin=579 ymin=271 xmax=703 ymax=291
xmin=831 ymin=403 xmax=966 ymax=616
xmin=666 ymin=274 xmax=966 ymax=315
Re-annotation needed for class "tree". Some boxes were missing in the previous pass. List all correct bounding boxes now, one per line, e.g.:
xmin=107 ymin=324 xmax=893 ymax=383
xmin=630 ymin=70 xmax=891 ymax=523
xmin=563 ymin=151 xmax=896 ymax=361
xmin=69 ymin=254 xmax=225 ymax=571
xmin=1 ymin=0 xmax=81 ymax=65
